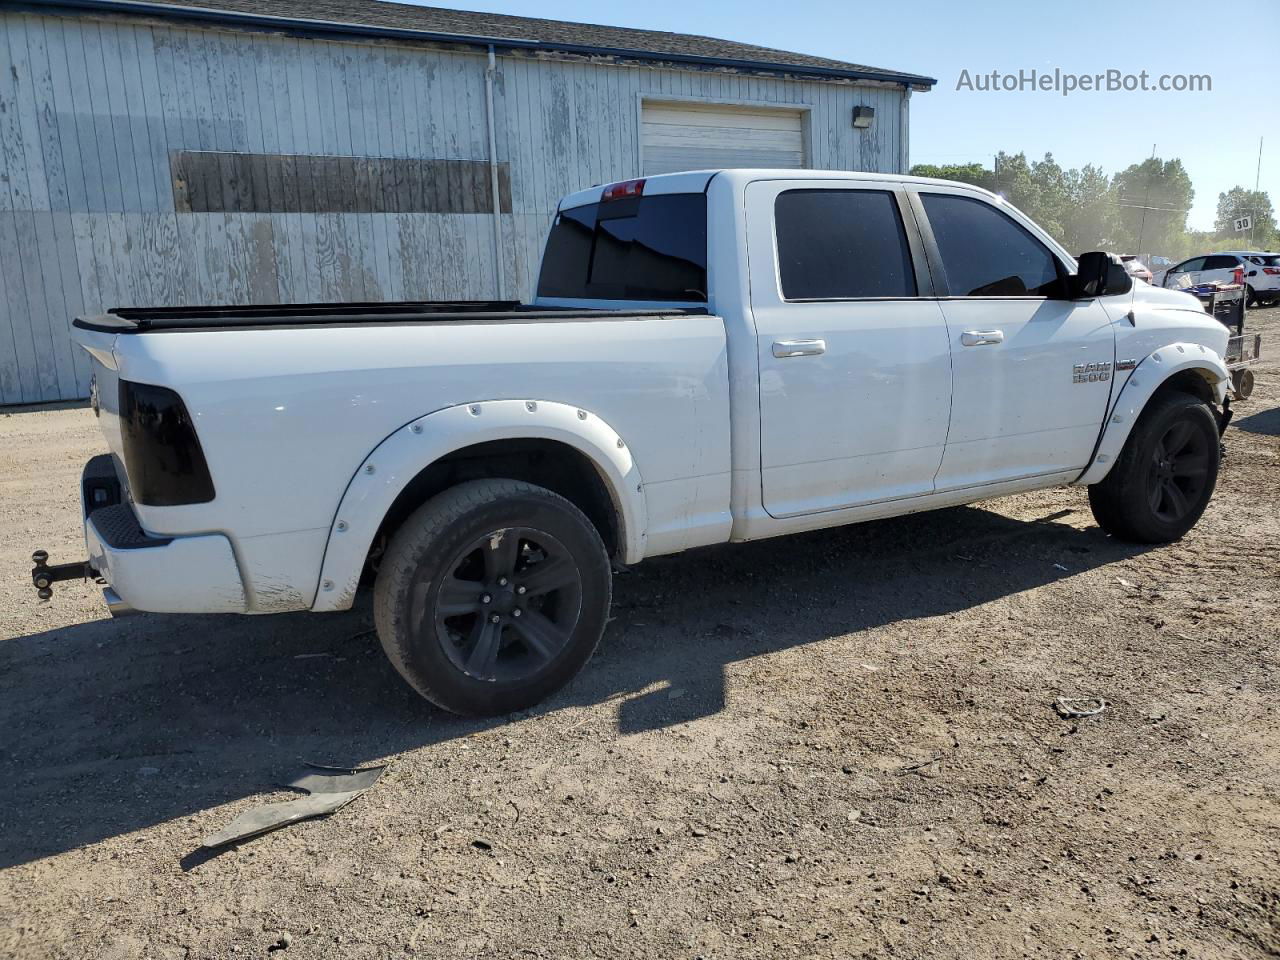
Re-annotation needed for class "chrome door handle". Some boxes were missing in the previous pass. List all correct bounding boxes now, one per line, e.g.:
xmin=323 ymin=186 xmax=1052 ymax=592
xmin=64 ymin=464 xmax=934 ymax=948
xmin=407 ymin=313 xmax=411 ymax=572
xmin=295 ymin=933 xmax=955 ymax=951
xmin=960 ymin=330 xmax=1004 ymax=346
xmin=772 ymin=339 xmax=826 ymax=358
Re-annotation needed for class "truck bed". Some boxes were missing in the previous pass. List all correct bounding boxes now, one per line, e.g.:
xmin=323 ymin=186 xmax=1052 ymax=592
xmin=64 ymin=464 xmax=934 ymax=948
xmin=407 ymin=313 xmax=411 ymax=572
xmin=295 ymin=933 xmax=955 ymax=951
xmin=74 ymin=300 xmax=709 ymax=333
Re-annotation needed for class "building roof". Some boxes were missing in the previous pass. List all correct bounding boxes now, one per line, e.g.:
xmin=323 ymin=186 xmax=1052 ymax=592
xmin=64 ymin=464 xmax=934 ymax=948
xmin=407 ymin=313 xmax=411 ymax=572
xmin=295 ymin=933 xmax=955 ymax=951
xmin=36 ymin=0 xmax=936 ymax=88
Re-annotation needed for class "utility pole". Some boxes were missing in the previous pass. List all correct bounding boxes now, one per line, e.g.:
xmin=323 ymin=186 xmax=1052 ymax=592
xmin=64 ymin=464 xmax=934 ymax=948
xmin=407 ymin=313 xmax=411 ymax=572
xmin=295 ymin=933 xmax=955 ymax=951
xmin=1252 ymin=137 xmax=1263 ymax=247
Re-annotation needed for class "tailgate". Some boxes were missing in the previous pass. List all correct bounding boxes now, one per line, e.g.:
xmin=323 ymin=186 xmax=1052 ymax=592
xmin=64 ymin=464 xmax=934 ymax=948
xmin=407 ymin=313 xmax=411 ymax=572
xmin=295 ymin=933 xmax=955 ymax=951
xmin=72 ymin=325 xmax=129 ymax=491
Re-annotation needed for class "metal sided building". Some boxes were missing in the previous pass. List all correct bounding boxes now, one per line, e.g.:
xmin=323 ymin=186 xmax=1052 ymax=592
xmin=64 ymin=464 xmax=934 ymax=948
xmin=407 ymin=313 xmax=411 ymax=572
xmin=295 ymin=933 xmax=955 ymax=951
xmin=0 ymin=0 xmax=935 ymax=403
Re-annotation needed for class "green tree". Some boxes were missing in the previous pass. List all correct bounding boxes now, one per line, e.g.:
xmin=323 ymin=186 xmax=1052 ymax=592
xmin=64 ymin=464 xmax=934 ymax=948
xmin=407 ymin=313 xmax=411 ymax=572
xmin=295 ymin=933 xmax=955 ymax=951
xmin=991 ymin=151 xmax=1037 ymax=215
xmin=1060 ymin=164 xmax=1117 ymax=254
xmin=911 ymin=151 xmax=1209 ymax=257
xmin=1214 ymin=187 xmax=1276 ymax=247
xmin=1028 ymin=153 xmax=1071 ymax=242
xmin=909 ymin=162 xmax=993 ymax=192
xmin=1110 ymin=157 xmax=1194 ymax=256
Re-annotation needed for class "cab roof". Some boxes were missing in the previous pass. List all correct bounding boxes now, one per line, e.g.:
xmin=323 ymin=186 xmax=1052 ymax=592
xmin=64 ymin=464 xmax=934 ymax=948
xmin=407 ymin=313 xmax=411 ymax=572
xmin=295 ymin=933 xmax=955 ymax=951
xmin=558 ymin=169 xmax=1002 ymax=211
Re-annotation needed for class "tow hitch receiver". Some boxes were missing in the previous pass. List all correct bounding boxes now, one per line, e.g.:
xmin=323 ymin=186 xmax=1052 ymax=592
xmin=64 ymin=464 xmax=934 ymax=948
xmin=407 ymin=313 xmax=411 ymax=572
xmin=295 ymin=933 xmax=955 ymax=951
xmin=31 ymin=550 xmax=93 ymax=601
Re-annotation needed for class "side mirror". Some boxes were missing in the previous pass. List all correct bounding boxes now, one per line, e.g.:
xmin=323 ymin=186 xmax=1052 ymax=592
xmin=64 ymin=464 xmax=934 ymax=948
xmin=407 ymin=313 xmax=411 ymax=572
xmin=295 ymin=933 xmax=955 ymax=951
xmin=1071 ymin=251 xmax=1132 ymax=298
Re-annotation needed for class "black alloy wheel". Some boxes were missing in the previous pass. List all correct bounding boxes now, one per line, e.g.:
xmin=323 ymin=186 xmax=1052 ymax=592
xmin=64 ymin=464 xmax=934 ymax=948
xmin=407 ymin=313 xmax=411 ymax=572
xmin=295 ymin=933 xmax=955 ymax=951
xmin=1146 ymin=418 xmax=1211 ymax=525
xmin=429 ymin=526 xmax=582 ymax=683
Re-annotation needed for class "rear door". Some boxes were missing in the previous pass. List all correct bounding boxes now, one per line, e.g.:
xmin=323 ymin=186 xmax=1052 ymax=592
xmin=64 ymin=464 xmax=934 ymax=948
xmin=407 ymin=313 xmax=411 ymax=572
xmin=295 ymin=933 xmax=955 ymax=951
xmin=747 ymin=179 xmax=953 ymax=518
xmin=911 ymin=188 xmax=1116 ymax=489
xmin=1201 ymin=254 xmax=1240 ymax=285
xmin=1163 ymin=256 xmax=1205 ymax=289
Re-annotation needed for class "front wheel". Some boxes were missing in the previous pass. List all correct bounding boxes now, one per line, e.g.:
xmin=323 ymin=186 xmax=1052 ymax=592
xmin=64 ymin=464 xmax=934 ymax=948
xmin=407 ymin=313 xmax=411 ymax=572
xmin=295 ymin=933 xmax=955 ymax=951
xmin=374 ymin=479 xmax=612 ymax=715
xmin=1088 ymin=391 xmax=1220 ymax=543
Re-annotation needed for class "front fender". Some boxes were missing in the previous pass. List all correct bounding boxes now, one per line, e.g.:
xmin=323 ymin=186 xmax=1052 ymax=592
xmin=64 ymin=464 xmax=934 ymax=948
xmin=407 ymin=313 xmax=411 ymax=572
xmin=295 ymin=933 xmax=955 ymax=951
xmin=311 ymin=400 xmax=647 ymax=612
xmin=1074 ymin=343 xmax=1228 ymax=487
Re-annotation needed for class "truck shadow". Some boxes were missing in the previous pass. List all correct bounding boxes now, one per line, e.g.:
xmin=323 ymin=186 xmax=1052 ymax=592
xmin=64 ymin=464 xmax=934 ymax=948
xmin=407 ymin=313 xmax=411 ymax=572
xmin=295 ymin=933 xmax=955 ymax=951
xmin=0 ymin=501 xmax=1150 ymax=870
xmin=1233 ymin=406 xmax=1280 ymax=436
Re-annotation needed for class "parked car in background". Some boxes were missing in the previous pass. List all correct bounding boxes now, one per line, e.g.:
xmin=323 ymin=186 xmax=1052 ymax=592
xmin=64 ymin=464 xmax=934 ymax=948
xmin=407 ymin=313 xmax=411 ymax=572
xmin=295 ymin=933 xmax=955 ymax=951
xmin=1160 ymin=252 xmax=1280 ymax=306
xmin=1234 ymin=251 xmax=1280 ymax=306
xmin=1119 ymin=254 xmax=1153 ymax=284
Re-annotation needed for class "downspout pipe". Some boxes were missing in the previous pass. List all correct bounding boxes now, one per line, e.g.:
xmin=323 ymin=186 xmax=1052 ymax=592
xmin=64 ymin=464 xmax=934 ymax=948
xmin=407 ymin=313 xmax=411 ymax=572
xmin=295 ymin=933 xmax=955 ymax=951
xmin=899 ymin=84 xmax=911 ymax=175
xmin=485 ymin=45 xmax=506 ymax=299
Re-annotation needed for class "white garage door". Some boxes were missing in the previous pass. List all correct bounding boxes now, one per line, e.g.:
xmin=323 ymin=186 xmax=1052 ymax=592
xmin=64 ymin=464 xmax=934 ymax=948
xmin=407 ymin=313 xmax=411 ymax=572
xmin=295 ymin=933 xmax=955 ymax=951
xmin=641 ymin=102 xmax=805 ymax=176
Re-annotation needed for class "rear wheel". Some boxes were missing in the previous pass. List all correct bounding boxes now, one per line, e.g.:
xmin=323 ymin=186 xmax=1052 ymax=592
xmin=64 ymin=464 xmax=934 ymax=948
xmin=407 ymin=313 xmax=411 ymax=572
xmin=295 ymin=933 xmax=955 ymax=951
xmin=374 ymin=479 xmax=612 ymax=715
xmin=1088 ymin=391 xmax=1220 ymax=543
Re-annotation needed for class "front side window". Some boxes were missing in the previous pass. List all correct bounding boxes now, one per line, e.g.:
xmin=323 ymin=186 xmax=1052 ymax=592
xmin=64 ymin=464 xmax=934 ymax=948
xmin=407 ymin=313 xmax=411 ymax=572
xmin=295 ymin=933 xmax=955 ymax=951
xmin=773 ymin=189 xmax=916 ymax=299
xmin=537 ymin=193 xmax=707 ymax=301
xmin=1173 ymin=257 xmax=1206 ymax=273
xmin=921 ymin=193 xmax=1064 ymax=297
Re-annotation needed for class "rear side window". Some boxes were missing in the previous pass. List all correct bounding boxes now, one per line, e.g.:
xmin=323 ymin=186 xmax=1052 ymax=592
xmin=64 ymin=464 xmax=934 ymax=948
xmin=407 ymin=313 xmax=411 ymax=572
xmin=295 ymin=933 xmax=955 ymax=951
xmin=1247 ymin=254 xmax=1280 ymax=266
xmin=921 ymin=193 xmax=1064 ymax=297
xmin=774 ymin=189 xmax=916 ymax=299
xmin=536 ymin=193 xmax=707 ymax=301
xmin=1203 ymin=255 xmax=1239 ymax=270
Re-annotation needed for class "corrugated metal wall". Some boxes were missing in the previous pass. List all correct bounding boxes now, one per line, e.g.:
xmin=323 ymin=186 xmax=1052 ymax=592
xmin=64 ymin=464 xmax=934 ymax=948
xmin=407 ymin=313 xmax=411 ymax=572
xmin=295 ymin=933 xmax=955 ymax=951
xmin=0 ymin=10 xmax=908 ymax=403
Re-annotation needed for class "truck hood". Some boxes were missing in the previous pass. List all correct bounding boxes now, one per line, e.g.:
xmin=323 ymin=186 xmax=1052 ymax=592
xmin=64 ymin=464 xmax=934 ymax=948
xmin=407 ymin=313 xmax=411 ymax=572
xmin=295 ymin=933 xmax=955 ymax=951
xmin=1127 ymin=281 xmax=1209 ymax=314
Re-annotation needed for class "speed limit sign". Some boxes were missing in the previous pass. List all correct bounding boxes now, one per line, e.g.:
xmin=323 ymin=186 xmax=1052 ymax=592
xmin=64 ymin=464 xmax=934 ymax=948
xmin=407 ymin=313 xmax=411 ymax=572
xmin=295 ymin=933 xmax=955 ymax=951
xmin=1234 ymin=215 xmax=1253 ymax=232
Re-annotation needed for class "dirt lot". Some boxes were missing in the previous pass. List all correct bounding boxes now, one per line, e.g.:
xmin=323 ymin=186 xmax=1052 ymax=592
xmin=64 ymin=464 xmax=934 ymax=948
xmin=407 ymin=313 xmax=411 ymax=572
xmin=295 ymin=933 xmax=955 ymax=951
xmin=1 ymin=310 xmax=1278 ymax=960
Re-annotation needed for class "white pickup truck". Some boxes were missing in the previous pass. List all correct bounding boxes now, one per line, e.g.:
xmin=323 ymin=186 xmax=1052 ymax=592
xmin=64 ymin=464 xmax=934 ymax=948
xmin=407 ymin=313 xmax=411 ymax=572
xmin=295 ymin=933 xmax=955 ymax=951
xmin=38 ymin=169 xmax=1236 ymax=716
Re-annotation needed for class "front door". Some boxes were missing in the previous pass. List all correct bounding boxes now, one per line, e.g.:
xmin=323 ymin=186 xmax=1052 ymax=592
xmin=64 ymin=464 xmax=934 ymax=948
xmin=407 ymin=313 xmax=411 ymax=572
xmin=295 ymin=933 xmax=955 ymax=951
xmin=911 ymin=188 xmax=1116 ymax=490
xmin=747 ymin=180 xmax=953 ymax=518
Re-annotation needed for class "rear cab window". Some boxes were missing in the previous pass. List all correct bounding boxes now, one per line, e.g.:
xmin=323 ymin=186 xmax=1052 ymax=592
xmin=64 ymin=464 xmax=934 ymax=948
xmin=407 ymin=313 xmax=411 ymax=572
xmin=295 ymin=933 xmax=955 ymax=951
xmin=537 ymin=192 xmax=707 ymax=302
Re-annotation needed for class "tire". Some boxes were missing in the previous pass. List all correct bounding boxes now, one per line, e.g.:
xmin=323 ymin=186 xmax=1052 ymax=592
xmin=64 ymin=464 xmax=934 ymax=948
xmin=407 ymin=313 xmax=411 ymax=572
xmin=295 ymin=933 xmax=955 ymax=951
xmin=1246 ymin=284 xmax=1257 ymax=309
xmin=1088 ymin=391 xmax=1220 ymax=544
xmin=373 ymin=479 xmax=612 ymax=715
xmin=1231 ymin=367 xmax=1255 ymax=400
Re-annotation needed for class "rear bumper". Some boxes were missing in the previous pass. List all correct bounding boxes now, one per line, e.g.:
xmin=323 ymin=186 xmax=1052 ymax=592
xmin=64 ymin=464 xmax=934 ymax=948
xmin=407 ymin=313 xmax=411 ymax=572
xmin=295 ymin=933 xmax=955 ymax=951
xmin=82 ymin=456 xmax=247 ymax=614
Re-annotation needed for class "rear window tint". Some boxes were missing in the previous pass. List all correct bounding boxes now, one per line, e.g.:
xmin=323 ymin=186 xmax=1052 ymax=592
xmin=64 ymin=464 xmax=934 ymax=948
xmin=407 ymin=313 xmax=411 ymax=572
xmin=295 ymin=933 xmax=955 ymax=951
xmin=774 ymin=189 xmax=916 ymax=299
xmin=536 ymin=193 xmax=707 ymax=301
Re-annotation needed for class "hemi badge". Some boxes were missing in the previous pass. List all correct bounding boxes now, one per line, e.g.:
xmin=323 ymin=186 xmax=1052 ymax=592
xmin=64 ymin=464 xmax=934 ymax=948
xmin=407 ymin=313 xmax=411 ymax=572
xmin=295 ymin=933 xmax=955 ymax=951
xmin=1115 ymin=359 xmax=1138 ymax=371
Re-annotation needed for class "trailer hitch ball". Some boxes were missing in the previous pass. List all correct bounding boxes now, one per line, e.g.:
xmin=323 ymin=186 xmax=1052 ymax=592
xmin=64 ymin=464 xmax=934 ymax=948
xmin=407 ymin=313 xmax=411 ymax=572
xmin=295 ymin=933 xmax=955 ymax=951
xmin=30 ymin=550 xmax=90 ymax=601
xmin=31 ymin=551 xmax=52 ymax=591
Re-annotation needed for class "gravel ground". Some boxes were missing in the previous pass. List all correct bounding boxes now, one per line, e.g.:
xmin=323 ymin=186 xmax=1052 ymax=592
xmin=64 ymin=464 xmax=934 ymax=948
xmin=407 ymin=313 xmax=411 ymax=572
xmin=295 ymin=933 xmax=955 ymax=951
xmin=1 ymin=308 xmax=1278 ymax=960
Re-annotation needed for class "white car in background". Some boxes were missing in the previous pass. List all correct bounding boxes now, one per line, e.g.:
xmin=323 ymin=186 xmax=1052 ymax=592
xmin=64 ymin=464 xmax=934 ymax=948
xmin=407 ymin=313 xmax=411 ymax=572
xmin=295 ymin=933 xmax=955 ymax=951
xmin=1235 ymin=251 xmax=1280 ymax=306
xmin=1160 ymin=252 xmax=1280 ymax=306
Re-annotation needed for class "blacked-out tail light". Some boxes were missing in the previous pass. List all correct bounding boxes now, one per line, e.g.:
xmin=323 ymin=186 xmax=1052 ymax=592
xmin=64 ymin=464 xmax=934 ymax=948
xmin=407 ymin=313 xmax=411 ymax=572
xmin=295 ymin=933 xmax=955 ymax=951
xmin=118 ymin=380 xmax=215 ymax=505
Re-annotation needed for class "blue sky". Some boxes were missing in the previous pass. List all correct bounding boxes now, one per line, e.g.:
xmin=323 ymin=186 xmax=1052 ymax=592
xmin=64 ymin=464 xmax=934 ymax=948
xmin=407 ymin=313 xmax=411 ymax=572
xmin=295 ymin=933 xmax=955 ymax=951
xmin=412 ymin=0 xmax=1272 ymax=231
